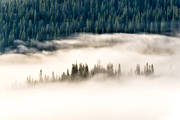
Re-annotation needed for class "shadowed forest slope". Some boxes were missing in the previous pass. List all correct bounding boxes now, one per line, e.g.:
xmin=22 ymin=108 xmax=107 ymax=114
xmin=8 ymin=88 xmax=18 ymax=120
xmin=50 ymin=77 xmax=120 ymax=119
xmin=0 ymin=0 xmax=179 ymax=52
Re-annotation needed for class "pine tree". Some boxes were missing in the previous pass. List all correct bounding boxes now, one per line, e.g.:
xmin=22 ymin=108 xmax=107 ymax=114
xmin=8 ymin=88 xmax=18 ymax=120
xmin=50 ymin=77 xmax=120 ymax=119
xmin=118 ymin=64 xmax=121 ymax=75
xmin=39 ymin=69 xmax=43 ymax=82
xmin=135 ymin=64 xmax=141 ymax=75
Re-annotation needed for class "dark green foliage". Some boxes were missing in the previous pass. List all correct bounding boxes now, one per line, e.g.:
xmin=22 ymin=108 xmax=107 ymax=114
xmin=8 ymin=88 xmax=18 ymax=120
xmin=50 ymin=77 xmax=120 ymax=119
xmin=0 ymin=0 xmax=180 ymax=52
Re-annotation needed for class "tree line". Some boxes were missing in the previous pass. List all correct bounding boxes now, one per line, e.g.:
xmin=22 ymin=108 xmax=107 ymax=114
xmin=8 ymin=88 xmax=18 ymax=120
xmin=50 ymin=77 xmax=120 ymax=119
xmin=0 ymin=0 xmax=179 ymax=52
xmin=27 ymin=62 xmax=155 ymax=85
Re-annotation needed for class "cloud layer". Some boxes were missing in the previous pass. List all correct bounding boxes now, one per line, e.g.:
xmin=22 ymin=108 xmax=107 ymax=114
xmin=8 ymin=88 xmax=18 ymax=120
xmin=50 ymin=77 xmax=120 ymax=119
xmin=0 ymin=33 xmax=180 ymax=120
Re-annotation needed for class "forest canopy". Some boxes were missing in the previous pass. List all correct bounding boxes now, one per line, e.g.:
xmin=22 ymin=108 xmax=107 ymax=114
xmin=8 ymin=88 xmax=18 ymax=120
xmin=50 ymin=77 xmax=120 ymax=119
xmin=0 ymin=0 xmax=179 ymax=52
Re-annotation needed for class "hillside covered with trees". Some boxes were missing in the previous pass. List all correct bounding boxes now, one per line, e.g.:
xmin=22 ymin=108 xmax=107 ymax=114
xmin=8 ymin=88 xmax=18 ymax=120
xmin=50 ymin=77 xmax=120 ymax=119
xmin=0 ymin=0 xmax=179 ymax=52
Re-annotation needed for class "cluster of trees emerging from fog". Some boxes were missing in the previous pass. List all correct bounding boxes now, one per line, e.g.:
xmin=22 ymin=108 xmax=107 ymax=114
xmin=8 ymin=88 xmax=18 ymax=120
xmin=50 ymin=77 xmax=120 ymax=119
xmin=27 ymin=62 xmax=154 ymax=85
xmin=0 ymin=0 xmax=179 ymax=52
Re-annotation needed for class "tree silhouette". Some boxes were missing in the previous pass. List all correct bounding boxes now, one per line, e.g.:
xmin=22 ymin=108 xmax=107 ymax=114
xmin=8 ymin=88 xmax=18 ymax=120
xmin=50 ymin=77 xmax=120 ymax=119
xmin=84 ymin=64 xmax=89 ymax=78
xmin=26 ymin=62 xmax=155 ymax=85
xmin=107 ymin=63 xmax=114 ymax=75
xmin=135 ymin=64 xmax=141 ymax=75
xmin=71 ymin=63 xmax=78 ymax=78
xmin=118 ymin=64 xmax=121 ymax=76
xmin=39 ymin=69 xmax=43 ymax=82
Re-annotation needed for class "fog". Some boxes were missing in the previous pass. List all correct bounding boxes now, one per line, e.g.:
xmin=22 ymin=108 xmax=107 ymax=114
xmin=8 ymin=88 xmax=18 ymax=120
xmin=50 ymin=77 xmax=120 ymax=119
xmin=0 ymin=33 xmax=180 ymax=120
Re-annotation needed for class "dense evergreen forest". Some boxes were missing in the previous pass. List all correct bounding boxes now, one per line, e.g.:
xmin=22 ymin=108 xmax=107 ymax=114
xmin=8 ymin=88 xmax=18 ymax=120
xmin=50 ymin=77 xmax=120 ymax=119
xmin=0 ymin=0 xmax=179 ymax=52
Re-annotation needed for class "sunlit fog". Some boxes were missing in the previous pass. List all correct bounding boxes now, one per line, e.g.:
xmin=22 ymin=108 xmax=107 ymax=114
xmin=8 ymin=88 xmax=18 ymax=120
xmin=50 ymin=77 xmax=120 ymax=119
xmin=0 ymin=33 xmax=180 ymax=120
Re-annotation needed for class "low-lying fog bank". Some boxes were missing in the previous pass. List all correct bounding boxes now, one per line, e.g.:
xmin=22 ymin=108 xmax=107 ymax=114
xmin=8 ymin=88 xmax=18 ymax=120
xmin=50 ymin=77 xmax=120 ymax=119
xmin=0 ymin=33 xmax=180 ymax=120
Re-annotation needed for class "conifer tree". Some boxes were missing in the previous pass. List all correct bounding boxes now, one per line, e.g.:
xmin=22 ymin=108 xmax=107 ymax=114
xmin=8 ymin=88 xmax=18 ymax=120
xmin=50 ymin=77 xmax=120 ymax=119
xmin=61 ymin=72 xmax=66 ymax=80
xmin=71 ymin=63 xmax=78 ymax=77
xmin=118 ymin=64 xmax=121 ymax=75
xmin=52 ymin=72 xmax=55 ymax=81
xmin=39 ymin=69 xmax=43 ymax=82
xmin=84 ymin=64 xmax=89 ymax=77
xmin=135 ymin=64 xmax=141 ymax=75
xmin=67 ymin=69 xmax=70 ymax=76
xmin=151 ymin=64 xmax=154 ymax=74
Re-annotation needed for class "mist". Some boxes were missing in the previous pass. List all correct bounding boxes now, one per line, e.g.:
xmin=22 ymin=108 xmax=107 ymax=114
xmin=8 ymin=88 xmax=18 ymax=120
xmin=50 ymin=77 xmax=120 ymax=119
xmin=0 ymin=33 xmax=180 ymax=120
